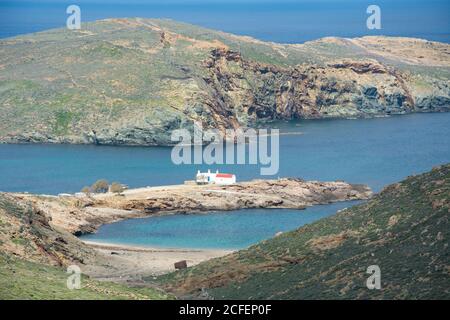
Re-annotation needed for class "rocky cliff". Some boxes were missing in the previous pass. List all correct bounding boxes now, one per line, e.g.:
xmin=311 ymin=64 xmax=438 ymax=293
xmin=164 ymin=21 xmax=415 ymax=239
xmin=0 ymin=193 xmax=96 ymax=267
xmin=0 ymin=18 xmax=449 ymax=145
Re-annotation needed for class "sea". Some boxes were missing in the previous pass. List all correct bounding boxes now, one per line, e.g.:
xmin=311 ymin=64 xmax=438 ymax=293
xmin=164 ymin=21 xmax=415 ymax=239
xmin=0 ymin=0 xmax=449 ymax=43
xmin=1 ymin=113 xmax=449 ymax=249
xmin=1 ymin=0 xmax=449 ymax=249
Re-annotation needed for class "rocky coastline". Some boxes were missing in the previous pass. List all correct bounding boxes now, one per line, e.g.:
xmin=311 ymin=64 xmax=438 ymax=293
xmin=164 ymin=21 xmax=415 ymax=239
xmin=0 ymin=177 xmax=372 ymax=280
xmin=1 ymin=18 xmax=449 ymax=146
xmin=15 ymin=178 xmax=372 ymax=236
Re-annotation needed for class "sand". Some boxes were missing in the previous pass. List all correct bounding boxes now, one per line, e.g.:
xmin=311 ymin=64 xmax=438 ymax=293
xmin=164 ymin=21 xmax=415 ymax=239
xmin=81 ymin=240 xmax=234 ymax=283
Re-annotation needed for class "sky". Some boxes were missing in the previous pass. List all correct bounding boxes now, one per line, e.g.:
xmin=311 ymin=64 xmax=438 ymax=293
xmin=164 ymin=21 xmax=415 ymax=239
xmin=0 ymin=0 xmax=449 ymax=43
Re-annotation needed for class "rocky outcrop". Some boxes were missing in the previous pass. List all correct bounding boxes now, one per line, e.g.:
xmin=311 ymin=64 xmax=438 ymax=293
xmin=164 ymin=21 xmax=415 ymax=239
xmin=200 ymin=49 xmax=448 ymax=130
xmin=120 ymin=179 xmax=371 ymax=214
xmin=0 ymin=18 xmax=449 ymax=145
xmin=0 ymin=193 xmax=98 ymax=266
xmin=0 ymin=193 xmax=173 ymax=300
xmin=16 ymin=178 xmax=372 ymax=235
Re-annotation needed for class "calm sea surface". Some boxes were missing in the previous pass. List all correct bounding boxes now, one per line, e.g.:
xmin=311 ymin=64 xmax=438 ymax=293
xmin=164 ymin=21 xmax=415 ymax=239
xmin=1 ymin=0 xmax=449 ymax=43
xmin=1 ymin=0 xmax=449 ymax=249
xmin=1 ymin=113 xmax=449 ymax=195
xmin=1 ymin=113 xmax=449 ymax=249
xmin=80 ymin=201 xmax=361 ymax=250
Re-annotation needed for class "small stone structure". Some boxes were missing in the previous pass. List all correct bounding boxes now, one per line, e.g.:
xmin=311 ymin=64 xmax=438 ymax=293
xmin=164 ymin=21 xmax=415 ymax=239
xmin=174 ymin=260 xmax=188 ymax=270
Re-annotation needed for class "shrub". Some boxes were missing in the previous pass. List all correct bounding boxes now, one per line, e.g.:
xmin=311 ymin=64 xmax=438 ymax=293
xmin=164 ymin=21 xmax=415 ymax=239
xmin=110 ymin=182 xmax=125 ymax=194
xmin=81 ymin=186 xmax=91 ymax=194
xmin=91 ymin=179 xmax=109 ymax=193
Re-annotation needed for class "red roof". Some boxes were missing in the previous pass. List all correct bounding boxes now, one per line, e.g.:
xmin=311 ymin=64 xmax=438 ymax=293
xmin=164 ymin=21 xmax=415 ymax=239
xmin=216 ymin=173 xmax=234 ymax=178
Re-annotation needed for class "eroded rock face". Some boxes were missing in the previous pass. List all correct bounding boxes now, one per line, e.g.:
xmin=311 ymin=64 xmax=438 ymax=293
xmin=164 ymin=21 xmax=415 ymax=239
xmin=200 ymin=49 xmax=446 ymax=131
xmin=0 ymin=193 xmax=98 ymax=266
xmin=15 ymin=178 xmax=372 ymax=235
xmin=0 ymin=18 xmax=449 ymax=145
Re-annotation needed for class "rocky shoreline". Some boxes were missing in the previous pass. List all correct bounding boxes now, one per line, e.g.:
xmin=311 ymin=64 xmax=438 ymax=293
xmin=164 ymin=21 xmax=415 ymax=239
xmin=15 ymin=178 xmax=372 ymax=236
xmin=1 ymin=18 xmax=449 ymax=146
xmin=0 ymin=177 xmax=372 ymax=282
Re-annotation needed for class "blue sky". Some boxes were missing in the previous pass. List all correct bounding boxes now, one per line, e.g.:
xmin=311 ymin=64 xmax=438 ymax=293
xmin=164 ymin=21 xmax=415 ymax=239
xmin=0 ymin=0 xmax=449 ymax=42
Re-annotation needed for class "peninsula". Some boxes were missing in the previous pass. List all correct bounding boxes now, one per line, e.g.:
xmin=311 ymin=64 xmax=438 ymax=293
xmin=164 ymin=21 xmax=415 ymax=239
xmin=0 ymin=177 xmax=371 ymax=285
xmin=0 ymin=18 xmax=449 ymax=145
xmin=12 ymin=178 xmax=372 ymax=235
xmin=1 ymin=165 xmax=448 ymax=299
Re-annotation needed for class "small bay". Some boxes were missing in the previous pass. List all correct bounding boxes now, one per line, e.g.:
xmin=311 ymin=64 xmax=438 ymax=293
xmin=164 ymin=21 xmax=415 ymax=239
xmin=1 ymin=113 xmax=450 ymax=249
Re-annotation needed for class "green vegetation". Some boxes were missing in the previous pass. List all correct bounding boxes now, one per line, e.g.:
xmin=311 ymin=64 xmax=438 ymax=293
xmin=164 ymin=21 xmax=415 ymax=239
xmin=0 ymin=253 xmax=171 ymax=300
xmin=90 ymin=179 xmax=109 ymax=193
xmin=54 ymin=110 xmax=75 ymax=135
xmin=84 ymin=180 xmax=126 ymax=194
xmin=81 ymin=186 xmax=91 ymax=195
xmin=0 ymin=18 xmax=448 ymax=145
xmin=84 ymin=43 xmax=124 ymax=58
xmin=110 ymin=182 xmax=125 ymax=194
xmin=0 ymin=192 xmax=172 ymax=300
xmin=158 ymin=164 xmax=450 ymax=299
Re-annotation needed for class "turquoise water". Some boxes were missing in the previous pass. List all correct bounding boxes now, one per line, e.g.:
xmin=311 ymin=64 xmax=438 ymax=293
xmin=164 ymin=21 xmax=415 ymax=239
xmin=2 ymin=1 xmax=450 ymax=250
xmin=80 ymin=201 xmax=360 ymax=250
xmin=1 ymin=113 xmax=450 ymax=249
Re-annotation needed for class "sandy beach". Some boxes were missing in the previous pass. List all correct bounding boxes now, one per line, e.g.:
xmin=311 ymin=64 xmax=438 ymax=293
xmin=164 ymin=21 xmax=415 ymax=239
xmin=81 ymin=240 xmax=234 ymax=283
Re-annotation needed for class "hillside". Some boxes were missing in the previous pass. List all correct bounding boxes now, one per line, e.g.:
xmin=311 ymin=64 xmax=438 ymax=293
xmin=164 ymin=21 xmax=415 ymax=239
xmin=0 ymin=193 xmax=171 ymax=299
xmin=0 ymin=18 xmax=449 ymax=145
xmin=0 ymin=253 xmax=170 ymax=300
xmin=158 ymin=164 xmax=450 ymax=299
